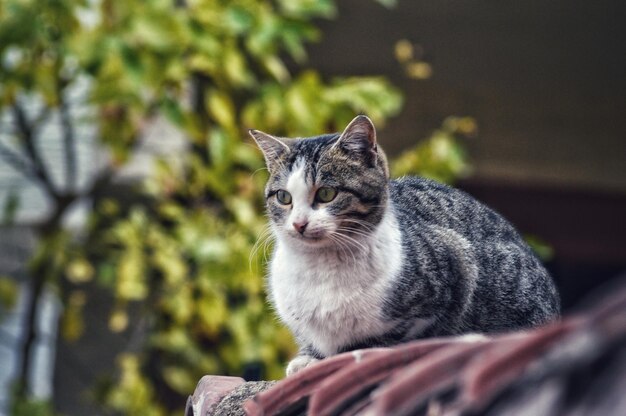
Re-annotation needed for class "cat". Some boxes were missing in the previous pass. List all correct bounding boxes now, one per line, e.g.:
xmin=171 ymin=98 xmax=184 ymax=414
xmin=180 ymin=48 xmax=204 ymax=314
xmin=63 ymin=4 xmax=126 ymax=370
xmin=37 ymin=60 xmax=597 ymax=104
xmin=249 ymin=115 xmax=560 ymax=376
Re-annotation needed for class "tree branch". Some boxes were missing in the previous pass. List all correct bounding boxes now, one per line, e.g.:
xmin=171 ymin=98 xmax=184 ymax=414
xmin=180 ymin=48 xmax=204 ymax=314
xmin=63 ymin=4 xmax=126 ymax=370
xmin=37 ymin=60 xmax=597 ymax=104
xmin=0 ymin=140 xmax=34 ymax=179
xmin=11 ymin=102 xmax=59 ymax=198
xmin=58 ymin=86 xmax=77 ymax=192
xmin=15 ymin=265 xmax=46 ymax=399
xmin=33 ymin=105 xmax=52 ymax=132
xmin=89 ymin=165 xmax=115 ymax=199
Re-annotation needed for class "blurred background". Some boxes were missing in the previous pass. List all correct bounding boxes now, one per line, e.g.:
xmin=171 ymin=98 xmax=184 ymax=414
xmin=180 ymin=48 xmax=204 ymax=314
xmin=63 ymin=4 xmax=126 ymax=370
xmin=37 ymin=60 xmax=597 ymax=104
xmin=0 ymin=0 xmax=624 ymax=414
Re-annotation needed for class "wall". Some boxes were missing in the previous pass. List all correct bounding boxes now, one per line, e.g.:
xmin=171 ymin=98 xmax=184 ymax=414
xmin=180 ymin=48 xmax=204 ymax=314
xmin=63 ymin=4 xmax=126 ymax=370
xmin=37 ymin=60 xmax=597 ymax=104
xmin=307 ymin=0 xmax=626 ymax=192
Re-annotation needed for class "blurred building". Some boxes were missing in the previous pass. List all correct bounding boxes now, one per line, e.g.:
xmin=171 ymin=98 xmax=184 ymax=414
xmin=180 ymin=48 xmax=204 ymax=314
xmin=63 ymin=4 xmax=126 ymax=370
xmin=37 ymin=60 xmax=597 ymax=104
xmin=0 ymin=77 xmax=185 ymax=414
xmin=306 ymin=0 xmax=626 ymax=308
xmin=0 ymin=76 xmax=98 ymax=413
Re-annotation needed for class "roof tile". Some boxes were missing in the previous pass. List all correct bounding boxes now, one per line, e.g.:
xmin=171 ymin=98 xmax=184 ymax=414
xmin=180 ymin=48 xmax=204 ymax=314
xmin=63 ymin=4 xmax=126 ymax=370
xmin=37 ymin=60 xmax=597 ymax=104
xmin=187 ymin=276 xmax=626 ymax=416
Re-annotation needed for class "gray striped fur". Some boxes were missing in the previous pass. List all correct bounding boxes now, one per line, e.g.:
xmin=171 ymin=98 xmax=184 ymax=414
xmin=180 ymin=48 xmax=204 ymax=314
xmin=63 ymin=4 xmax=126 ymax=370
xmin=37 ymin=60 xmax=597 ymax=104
xmin=250 ymin=116 xmax=560 ymax=373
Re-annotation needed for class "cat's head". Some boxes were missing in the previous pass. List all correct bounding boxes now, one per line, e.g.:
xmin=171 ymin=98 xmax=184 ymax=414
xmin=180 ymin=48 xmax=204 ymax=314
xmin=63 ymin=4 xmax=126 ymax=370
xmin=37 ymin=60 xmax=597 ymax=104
xmin=250 ymin=115 xmax=389 ymax=249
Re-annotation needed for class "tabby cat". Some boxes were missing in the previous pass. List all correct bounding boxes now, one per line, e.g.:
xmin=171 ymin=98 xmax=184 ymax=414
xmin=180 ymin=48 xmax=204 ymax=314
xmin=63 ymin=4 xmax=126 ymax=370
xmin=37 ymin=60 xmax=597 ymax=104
xmin=250 ymin=115 xmax=560 ymax=375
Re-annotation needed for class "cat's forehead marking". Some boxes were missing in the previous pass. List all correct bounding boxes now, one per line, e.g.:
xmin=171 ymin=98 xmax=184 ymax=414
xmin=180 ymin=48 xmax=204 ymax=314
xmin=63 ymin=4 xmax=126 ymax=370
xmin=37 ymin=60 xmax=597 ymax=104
xmin=287 ymin=134 xmax=339 ymax=179
xmin=286 ymin=158 xmax=310 ymax=206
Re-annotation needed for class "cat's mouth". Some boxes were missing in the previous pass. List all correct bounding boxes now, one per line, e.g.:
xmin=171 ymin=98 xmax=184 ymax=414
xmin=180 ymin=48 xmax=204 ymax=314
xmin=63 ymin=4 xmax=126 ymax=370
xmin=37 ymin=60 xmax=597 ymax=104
xmin=290 ymin=230 xmax=328 ymax=245
xmin=297 ymin=233 xmax=324 ymax=242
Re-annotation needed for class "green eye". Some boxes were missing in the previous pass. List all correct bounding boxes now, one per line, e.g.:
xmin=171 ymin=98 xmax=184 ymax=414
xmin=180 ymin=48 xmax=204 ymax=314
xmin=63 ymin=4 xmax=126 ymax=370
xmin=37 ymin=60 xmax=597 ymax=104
xmin=315 ymin=187 xmax=337 ymax=203
xmin=276 ymin=190 xmax=292 ymax=205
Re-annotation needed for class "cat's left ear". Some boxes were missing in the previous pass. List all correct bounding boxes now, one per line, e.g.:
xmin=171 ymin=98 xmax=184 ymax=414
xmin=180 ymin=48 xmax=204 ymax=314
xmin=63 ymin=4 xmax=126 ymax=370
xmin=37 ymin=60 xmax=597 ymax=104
xmin=336 ymin=115 xmax=378 ymax=164
xmin=249 ymin=129 xmax=290 ymax=169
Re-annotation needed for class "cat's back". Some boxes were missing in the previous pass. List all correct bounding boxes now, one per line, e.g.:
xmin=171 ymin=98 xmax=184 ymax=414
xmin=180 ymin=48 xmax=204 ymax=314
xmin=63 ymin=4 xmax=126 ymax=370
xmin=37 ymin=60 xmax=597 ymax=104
xmin=388 ymin=176 xmax=560 ymax=331
xmin=389 ymin=176 xmax=516 ymax=240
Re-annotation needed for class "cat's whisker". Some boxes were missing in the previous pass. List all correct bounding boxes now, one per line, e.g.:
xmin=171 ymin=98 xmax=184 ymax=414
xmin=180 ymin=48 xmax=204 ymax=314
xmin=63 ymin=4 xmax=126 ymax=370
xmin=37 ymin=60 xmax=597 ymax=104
xmin=327 ymin=234 xmax=346 ymax=260
xmin=339 ymin=217 xmax=377 ymax=227
xmin=249 ymin=225 xmax=275 ymax=270
xmin=336 ymin=235 xmax=358 ymax=264
xmin=337 ymin=226 xmax=373 ymax=239
xmin=333 ymin=231 xmax=368 ymax=253
xmin=338 ymin=219 xmax=376 ymax=233
xmin=328 ymin=233 xmax=358 ymax=265
xmin=250 ymin=166 xmax=268 ymax=179
xmin=262 ymin=232 xmax=275 ymax=264
xmin=337 ymin=232 xmax=371 ymax=246
xmin=337 ymin=224 xmax=374 ymax=235
xmin=336 ymin=230 xmax=371 ymax=244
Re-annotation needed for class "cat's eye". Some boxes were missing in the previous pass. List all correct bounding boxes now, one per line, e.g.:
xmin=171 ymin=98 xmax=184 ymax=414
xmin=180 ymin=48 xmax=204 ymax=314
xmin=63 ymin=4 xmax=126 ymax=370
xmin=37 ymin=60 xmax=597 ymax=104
xmin=276 ymin=190 xmax=292 ymax=205
xmin=315 ymin=187 xmax=337 ymax=203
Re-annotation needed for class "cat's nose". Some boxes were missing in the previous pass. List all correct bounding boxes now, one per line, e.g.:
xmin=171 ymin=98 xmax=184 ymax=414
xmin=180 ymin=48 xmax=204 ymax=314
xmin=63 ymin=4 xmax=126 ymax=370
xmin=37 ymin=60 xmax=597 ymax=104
xmin=293 ymin=221 xmax=308 ymax=234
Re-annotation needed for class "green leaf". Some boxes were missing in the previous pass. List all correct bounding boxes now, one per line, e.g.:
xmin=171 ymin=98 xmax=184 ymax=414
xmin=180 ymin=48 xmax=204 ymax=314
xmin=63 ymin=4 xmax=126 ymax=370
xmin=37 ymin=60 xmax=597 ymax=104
xmin=116 ymin=249 xmax=147 ymax=301
xmin=374 ymin=0 xmax=398 ymax=8
xmin=207 ymin=90 xmax=236 ymax=129
xmin=224 ymin=6 xmax=254 ymax=34
xmin=261 ymin=55 xmax=290 ymax=83
xmin=2 ymin=188 xmax=20 ymax=225
xmin=222 ymin=47 xmax=255 ymax=87
xmin=163 ymin=366 xmax=195 ymax=394
xmin=66 ymin=258 xmax=94 ymax=284
xmin=61 ymin=291 xmax=86 ymax=342
xmin=276 ymin=0 xmax=337 ymax=18
xmin=0 ymin=276 xmax=18 ymax=311
xmin=161 ymin=96 xmax=185 ymax=127
xmin=525 ymin=235 xmax=555 ymax=262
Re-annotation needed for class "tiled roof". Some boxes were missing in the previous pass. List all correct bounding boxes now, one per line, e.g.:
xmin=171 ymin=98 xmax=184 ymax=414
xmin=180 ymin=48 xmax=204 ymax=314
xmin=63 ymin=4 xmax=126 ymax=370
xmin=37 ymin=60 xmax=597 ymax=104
xmin=187 ymin=276 xmax=626 ymax=416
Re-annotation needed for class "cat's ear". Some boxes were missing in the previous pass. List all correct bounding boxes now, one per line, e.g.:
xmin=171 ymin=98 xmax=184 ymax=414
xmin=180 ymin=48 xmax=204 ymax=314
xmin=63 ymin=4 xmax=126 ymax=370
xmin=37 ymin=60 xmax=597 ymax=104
xmin=249 ymin=129 xmax=290 ymax=168
xmin=336 ymin=115 xmax=378 ymax=163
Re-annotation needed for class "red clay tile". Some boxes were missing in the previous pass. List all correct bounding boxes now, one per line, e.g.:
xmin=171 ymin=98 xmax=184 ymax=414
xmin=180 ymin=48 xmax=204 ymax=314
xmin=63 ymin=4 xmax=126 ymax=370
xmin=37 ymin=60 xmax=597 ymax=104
xmin=244 ymin=348 xmax=389 ymax=416
xmin=308 ymin=337 xmax=476 ymax=416
xmin=371 ymin=340 xmax=490 ymax=416
xmin=583 ymin=281 xmax=626 ymax=340
xmin=193 ymin=278 xmax=626 ymax=416
xmin=456 ymin=318 xmax=582 ymax=413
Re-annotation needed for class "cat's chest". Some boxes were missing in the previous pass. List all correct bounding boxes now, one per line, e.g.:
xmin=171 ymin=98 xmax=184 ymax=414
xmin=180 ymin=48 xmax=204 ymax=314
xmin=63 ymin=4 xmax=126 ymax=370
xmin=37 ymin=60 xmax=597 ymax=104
xmin=269 ymin=247 xmax=396 ymax=356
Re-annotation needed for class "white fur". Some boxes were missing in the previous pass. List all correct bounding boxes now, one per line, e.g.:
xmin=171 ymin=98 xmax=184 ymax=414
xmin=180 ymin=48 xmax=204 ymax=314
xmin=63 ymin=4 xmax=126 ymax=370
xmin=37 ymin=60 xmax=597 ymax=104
xmin=458 ymin=333 xmax=488 ymax=342
xmin=284 ymin=160 xmax=313 ymax=231
xmin=285 ymin=355 xmax=319 ymax=376
xmin=405 ymin=316 xmax=436 ymax=339
xmin=281 ymin=159 xmax=338 ymax=241
xmin=268 ymin=162 xmax=404 ymax=356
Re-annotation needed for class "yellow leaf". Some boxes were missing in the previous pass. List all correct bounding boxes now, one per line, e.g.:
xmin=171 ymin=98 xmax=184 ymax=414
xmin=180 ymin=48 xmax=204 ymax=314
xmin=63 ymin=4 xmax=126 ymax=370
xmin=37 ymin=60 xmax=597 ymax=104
xmin=109 ymin=308 xmax=129 ymax=333
xmin=61 ymin=291 xmax=87 ymax=342
xmin=394 ymin=39 xmax=413 ymax=63
xmin=0 ymin=276 xmax=18 ymax=309
xmin=163 ymin=366 xmax=194 ymax=394
xmin=61 ymin=308 xmax=84 ymax=342
xmin=207 ymin=90 xmax=235 ymax=129
xmin=405 ymin=61 xmax=433 ymax=80
xmin=66 ymin=258 xmax=94 ymax=284
xmin=262 ymin=55 xmax=290 ymax=83
xmin=116 ymin=250 xmax=147 ymax=301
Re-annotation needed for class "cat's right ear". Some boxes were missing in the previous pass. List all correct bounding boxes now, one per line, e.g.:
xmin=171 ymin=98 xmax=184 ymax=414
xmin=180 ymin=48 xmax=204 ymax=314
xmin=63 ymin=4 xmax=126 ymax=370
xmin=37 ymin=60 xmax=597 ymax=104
xmin=335 ymin=115 xmax=378 ymax=166
xmin=249 ymin=129 xmax=290 ymax=168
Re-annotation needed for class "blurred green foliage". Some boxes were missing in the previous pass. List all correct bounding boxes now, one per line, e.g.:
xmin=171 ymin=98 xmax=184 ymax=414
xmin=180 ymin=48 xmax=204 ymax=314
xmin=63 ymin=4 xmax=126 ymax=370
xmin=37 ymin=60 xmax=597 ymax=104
xmin=0 ymin=276 xmax=18 ymax=310
xmin=524 ymin=235 xmax=555 ymax=262
xmin=0 ymin=0 xmax=470 ymax=414
xmin=392 ymin=116 xmax=476 ymax=183
xmin=9 ymin=395 xmax=55 ymax=416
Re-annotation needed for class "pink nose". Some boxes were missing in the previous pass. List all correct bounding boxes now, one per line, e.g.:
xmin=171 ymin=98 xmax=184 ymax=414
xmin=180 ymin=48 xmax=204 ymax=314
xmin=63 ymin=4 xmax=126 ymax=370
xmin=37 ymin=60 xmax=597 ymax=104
xmin=293 ymin=221 xmax=308 ymax=234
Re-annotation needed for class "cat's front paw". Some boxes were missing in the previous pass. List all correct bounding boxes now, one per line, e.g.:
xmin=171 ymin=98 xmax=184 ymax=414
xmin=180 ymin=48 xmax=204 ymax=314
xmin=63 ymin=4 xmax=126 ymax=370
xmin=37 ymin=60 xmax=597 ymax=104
xmin=286 ymin=355 xmax=319 ymax=376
